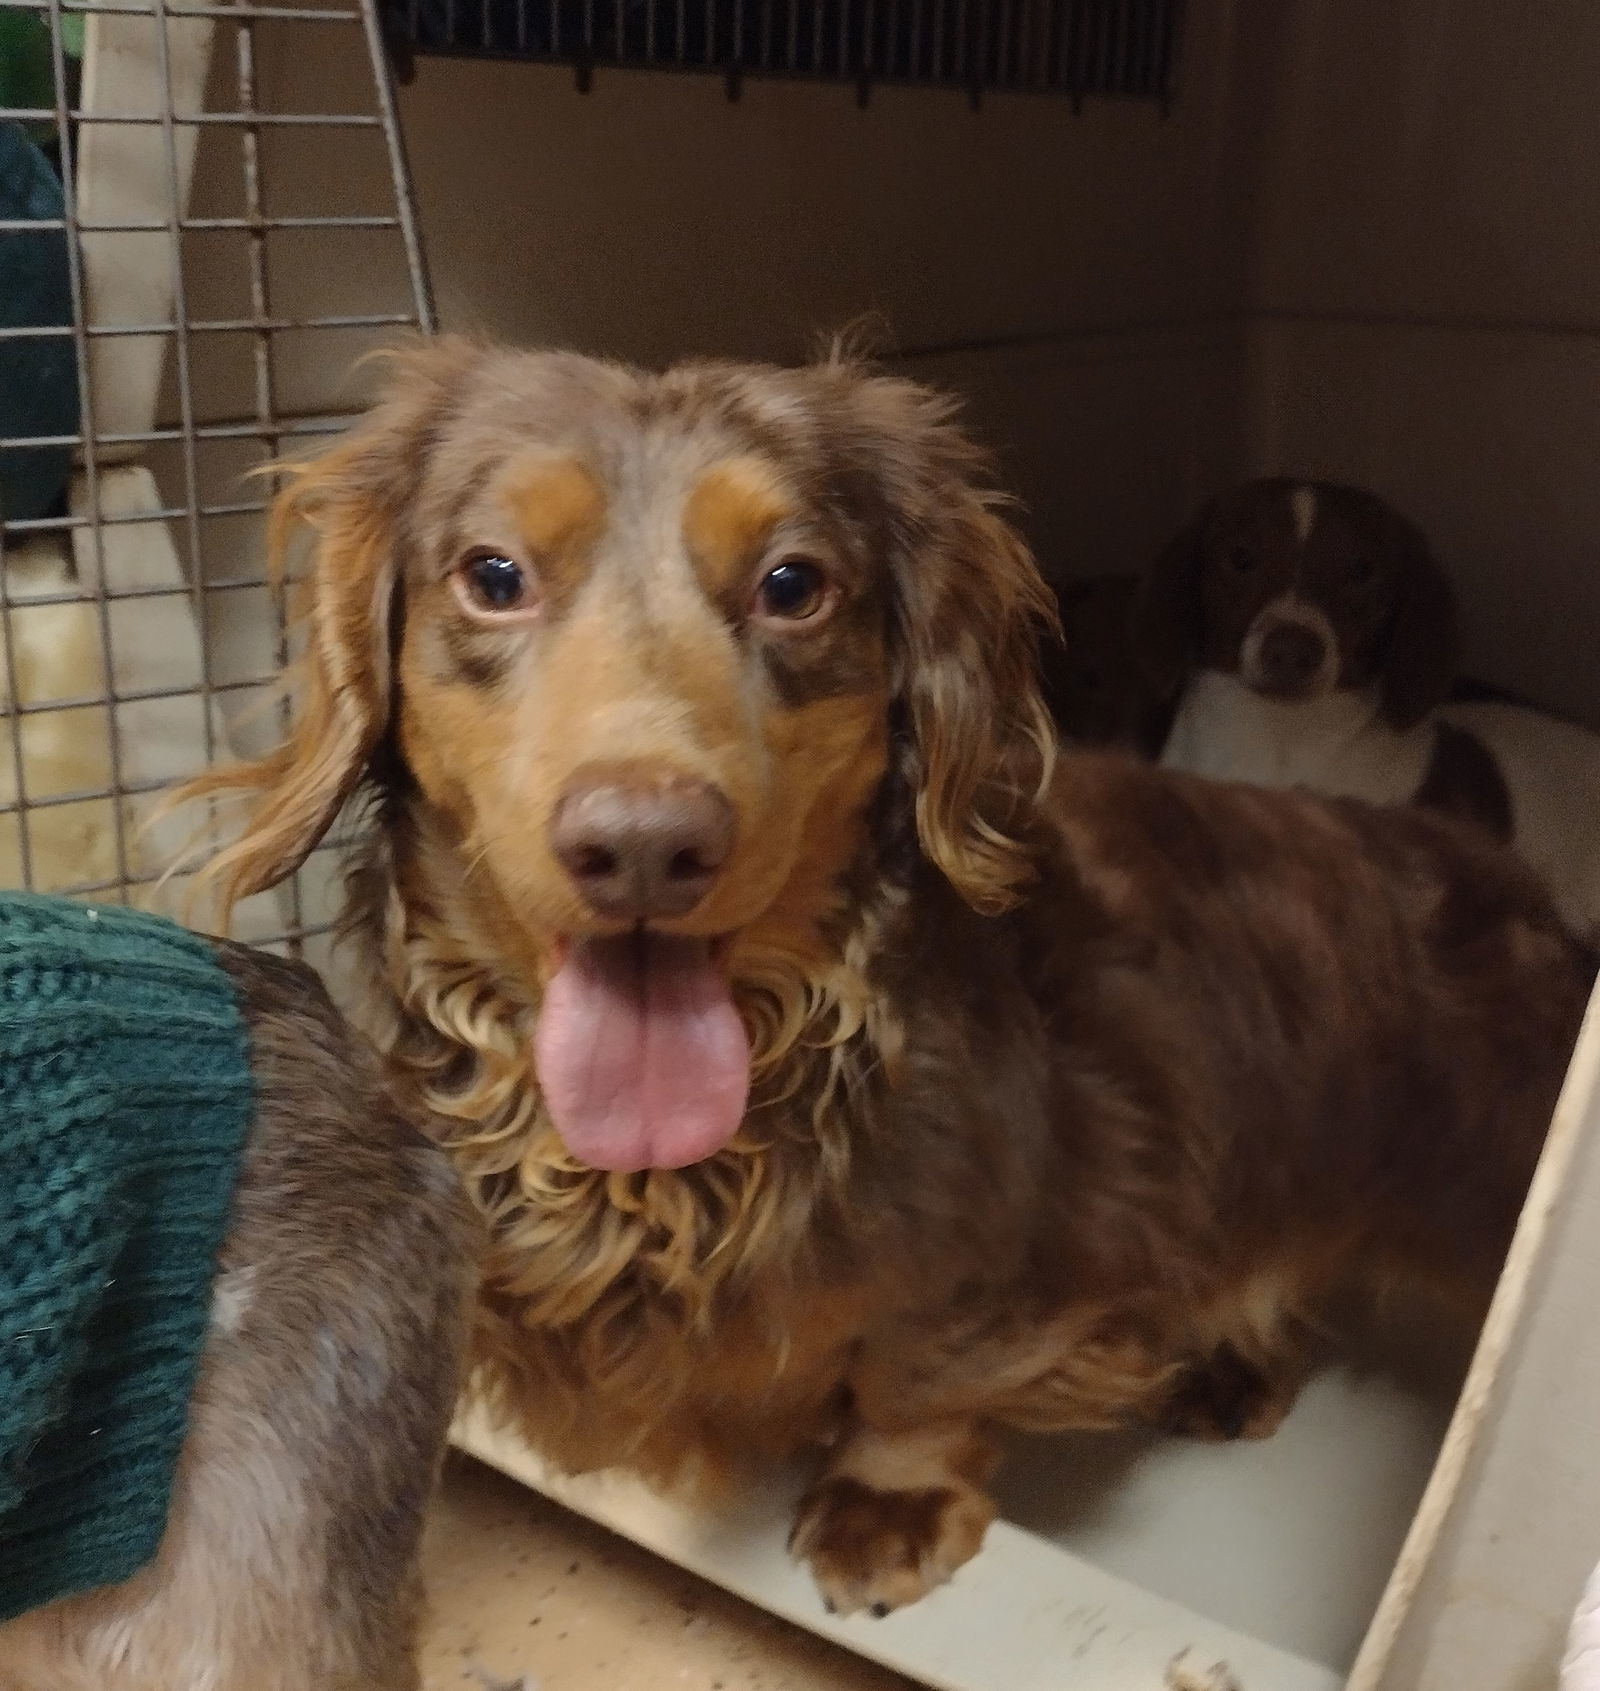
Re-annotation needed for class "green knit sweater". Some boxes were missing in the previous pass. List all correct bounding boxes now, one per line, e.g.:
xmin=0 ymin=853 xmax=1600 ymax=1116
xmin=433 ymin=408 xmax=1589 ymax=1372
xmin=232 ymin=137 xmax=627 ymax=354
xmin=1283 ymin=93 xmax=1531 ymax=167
xmin=0 ymin=892 xmax=253 ymax=1623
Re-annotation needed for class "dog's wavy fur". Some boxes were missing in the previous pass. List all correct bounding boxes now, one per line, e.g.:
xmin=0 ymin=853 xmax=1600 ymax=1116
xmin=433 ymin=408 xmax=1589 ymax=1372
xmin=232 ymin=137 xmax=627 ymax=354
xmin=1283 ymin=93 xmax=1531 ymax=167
xmin=182 ymin=339 xmax=1055 ymax=1465
xmin=175 ymin=338 xmax=1593 ymax=1615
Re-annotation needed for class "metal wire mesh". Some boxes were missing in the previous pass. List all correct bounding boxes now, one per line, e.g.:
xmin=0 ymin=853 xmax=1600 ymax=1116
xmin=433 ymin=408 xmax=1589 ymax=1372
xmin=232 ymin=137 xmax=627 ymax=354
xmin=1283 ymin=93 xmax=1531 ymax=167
xmin=0 ymin=0 xmax=433 ymax=963
xmin=382 ymin=0 xmax=1184 ymax=104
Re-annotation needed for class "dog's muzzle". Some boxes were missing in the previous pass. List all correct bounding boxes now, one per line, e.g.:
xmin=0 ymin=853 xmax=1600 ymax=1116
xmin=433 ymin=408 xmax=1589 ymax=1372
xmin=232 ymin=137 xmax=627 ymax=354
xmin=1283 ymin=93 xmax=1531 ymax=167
xmin=1240 ymin=602 xmax=1338 ymax=700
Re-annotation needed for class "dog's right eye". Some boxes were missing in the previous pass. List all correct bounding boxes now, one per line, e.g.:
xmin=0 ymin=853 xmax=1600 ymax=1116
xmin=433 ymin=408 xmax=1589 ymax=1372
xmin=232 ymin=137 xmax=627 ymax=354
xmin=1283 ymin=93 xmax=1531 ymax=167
xmin=455 ymin=551 xmax=537 ymax=617
xmin=754 ymin=559 xmax=831 ymax=623
xmin=1229 ymin=546 xmax=1257 ymax=574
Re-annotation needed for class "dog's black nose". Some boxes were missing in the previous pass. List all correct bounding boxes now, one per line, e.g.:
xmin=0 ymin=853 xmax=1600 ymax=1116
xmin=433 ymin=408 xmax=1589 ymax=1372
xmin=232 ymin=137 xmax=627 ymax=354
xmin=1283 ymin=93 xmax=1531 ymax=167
xmin=1256 ymin=621 xmax=1328 ymax=695
xmin=552 ymin=768 xmax=735 ymax=922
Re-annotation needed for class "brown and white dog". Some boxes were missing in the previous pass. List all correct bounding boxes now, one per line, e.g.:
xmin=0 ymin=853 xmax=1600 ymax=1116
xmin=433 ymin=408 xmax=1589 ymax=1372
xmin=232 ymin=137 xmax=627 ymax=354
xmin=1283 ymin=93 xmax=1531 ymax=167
xmin=0 ymin=939 xmax=479 ymax=1691
xmin=179 ymin=341 xmax=1591 ymax=1618
xmin=1144 ymin=477 xmax=1600 ymax=941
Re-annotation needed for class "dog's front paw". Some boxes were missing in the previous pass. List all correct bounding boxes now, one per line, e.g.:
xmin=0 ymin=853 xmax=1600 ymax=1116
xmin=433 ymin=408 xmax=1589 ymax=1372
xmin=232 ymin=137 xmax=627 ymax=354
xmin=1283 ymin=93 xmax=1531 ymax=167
xmin=1160 ymin=1343 xmax=1295 ymax=1443
xmin=789 ymin=1474 xmax=996 ymax=1617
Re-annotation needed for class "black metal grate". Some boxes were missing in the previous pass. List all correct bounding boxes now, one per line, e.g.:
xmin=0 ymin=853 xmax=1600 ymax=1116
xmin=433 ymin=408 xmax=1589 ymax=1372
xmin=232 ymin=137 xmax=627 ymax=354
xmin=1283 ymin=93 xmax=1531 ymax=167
xmin=381 ymin=0 xmax=1184 ymax=104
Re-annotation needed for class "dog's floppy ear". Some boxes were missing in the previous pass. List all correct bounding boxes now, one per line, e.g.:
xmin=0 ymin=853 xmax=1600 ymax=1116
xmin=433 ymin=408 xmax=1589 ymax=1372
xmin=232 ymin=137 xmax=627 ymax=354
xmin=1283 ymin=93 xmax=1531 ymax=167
xmin=174 ymin=336 xmax=476 ymax=921
xmin=895 ymin=500 xmax=1058 ymax=916
xmin=1130 ymin=505 xmax=1211 ymax=695
xmin=854 ymin=376 xmax=1057 ymax=916
xmin=1377 ymin=514 xmax=1459 ymax=730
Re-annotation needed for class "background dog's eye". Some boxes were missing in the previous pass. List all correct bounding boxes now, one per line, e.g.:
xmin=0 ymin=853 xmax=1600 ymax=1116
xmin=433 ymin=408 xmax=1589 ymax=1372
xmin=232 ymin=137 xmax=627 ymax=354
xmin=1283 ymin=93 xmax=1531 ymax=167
xmin=755 ymin=559 xmax=829 ymax=622
xmin=1229 ymin=546 xmax=1257 ymax=574
xmin=458 ymin=552 xmax=534 ymax=615
xmin=1347 ymin=557 xmax=1376 ymax=586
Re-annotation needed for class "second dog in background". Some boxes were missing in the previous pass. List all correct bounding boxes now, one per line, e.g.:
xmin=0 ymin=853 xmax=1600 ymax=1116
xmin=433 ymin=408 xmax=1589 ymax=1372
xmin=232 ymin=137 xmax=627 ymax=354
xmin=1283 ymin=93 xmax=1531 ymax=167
xmin=1138 ymin=476 xmax=1600 ymax=942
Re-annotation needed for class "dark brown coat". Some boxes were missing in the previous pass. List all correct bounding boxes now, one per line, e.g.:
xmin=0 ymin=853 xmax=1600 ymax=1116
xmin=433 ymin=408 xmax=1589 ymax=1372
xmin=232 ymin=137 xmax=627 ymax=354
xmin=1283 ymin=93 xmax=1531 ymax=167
xmin=176 ymin=341 xmax=1592 ymax=1618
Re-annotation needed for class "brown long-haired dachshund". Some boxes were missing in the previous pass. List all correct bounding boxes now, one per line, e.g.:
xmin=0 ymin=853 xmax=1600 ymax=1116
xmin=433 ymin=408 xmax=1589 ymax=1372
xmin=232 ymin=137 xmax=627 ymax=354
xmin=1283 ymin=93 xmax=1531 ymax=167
xmin=179 ymin=337 xmax=1591 ymax=1617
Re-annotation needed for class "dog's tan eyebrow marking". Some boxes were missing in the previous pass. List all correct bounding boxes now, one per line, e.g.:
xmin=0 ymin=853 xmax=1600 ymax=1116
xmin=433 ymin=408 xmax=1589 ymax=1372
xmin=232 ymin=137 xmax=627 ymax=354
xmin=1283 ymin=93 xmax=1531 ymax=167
xmin=504 ymin=454 xmax=607 ymax=593
xmin=683 ymin=458 xmax=795 ymax=599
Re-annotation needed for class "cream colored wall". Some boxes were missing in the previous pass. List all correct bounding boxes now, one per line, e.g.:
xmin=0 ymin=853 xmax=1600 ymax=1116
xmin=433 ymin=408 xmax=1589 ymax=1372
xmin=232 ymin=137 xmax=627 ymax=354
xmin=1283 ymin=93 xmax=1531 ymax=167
xmin=1234 ymin=0 xmax=1600 ymax=727
xmin=183 ymin=4 xmax=1265 ymax=583
xmin=379 ymin=0 xmax=1250 ymax=576
xmin=181 ymin=0 xmax=1600 ymax=721
xmin=399 ymin=51 xmax=1240 ymax=361
xmin=898 ymin=324 xmax=1245 ymax=575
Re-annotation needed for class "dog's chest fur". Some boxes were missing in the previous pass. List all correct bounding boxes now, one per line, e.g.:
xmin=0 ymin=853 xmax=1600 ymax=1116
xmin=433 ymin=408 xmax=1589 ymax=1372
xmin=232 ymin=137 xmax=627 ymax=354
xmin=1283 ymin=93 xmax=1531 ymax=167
xmin=1162 ymin=670 xmax=1436 ymax=803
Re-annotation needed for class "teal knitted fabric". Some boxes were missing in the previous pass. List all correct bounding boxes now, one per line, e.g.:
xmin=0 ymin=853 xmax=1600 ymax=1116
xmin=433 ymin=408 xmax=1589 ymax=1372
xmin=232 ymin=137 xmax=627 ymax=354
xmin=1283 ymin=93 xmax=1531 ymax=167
xmin=0 ymin=892 xmax=253 ymax=1623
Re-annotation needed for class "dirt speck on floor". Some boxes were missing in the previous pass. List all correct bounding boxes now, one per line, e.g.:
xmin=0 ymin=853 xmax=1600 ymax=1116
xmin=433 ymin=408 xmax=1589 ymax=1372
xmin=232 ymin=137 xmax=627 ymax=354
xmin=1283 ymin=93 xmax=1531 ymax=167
xmin=1165 ymin=1651 xmax=1243 ymax=1691
xmin=421 ymin=1455 xmax=916 ymax=1691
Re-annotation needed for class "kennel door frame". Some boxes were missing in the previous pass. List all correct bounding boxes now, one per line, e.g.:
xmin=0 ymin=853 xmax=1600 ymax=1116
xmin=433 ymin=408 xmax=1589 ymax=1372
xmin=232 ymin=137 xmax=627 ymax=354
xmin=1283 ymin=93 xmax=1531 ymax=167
xmin=1349 ymin=981 xmax=1600 ymax=1691
xmin=452 ymin=1401 xmax=1343 ymax=1691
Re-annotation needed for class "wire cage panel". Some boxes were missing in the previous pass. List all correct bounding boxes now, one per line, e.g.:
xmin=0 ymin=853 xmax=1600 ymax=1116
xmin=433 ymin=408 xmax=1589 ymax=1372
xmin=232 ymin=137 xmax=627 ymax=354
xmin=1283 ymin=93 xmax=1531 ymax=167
xmin=0 ymin=0 xmax=432 ymax=967
xmin=382 ymin=0 xmax=1185 ymax=104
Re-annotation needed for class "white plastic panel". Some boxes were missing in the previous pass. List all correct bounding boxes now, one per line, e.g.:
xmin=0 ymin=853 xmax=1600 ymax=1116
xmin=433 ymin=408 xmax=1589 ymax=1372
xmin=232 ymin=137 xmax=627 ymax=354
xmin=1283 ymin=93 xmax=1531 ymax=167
xmin=455 ymin=1344 xmax=1456 ymax=1691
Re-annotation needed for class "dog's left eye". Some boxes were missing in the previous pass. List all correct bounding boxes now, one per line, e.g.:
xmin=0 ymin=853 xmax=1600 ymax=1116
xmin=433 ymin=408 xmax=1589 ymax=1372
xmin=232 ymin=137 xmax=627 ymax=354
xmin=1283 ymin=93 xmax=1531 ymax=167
xmin=754 ymin=559 xmax=830 ymax=622
xmin=456 ymin=551 xmax=537 ymax=616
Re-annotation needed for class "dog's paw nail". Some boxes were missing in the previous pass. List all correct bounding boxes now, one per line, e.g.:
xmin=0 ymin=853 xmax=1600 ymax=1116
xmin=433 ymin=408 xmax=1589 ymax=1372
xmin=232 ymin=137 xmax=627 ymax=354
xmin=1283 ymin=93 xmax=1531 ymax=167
xmin=870 ymin=1602 xmax=891 ymax=1618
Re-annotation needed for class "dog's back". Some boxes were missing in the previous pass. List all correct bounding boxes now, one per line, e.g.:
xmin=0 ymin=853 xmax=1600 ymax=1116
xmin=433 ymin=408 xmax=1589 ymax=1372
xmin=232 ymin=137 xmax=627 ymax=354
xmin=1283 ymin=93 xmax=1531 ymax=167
xmin=1034 ymin=752 xmax=1594 ymax=1305
xmin=1439 ymin=699 xmax=1600 ymax=942
xmin=0 ymin=920 xmax=479 ymax=1691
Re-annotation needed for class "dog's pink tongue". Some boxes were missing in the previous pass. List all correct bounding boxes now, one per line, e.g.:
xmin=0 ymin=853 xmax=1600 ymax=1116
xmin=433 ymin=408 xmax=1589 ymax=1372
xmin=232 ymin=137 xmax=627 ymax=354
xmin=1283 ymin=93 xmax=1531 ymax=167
xmin=535 ymin=933 xmax=750 ymax=1173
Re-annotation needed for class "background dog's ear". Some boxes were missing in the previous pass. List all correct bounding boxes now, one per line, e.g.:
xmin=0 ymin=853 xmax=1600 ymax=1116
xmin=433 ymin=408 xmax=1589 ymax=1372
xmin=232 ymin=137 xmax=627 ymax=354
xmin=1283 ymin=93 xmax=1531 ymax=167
xmin=1129 ymin=506 xmax=1211 ymax=695
xmin=173 ymin=336 xmax=476 ymax=921
xmin=857 ymin=376 xmax=1058 ymax=917
xmin=1377 ymin=515 xmax=1460 ymax=729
